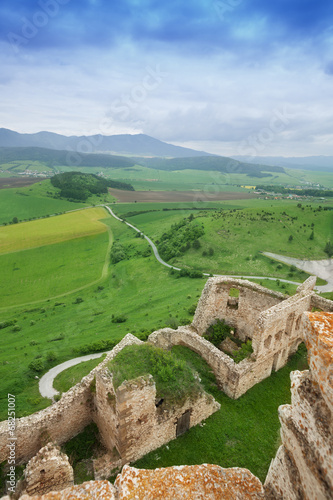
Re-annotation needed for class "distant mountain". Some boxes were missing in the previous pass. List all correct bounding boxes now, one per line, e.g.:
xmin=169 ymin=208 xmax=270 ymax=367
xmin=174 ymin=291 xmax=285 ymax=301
xmin=0 ymin=129 xmax=210 ymax=158
xmin=231 ymin=155 xmax=333 ymax=172
xmin=0 ymin=147 xmax=136 ymax=169
xmin=0 ymin=146 xmax=285 ymax=178
xmin=140 ymin=156 xmax=285 ymax=177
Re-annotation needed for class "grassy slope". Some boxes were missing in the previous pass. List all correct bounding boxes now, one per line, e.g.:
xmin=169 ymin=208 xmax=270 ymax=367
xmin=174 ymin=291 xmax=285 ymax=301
xmin=121 ymin=201 xmax=333 ymax=281
xmin=0 ymin=180 xmax=115 ymax=225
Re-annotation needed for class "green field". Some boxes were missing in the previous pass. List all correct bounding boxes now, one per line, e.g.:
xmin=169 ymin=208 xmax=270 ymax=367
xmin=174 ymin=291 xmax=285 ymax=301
xmin=0 ymin=214 xmax=205 ymax=419
xmin=0 ymin=180 xmax=115 ymax=225
xmin=113 ymin=201 xmax=333 ymax=279
xmin=0 ymin=207 xmax=108 ymax=254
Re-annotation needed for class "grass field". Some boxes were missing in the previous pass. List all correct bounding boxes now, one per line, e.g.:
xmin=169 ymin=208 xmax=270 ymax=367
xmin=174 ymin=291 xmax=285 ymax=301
xmin=0 ymin=214 xmax=206 ymax=419
xmin=0 ymin=207 xmax=108 ymax=254
xmin=117 ymin=201 xmax=333 ymax=279
xmin=0 ymin=180 xmax=115 ymax=225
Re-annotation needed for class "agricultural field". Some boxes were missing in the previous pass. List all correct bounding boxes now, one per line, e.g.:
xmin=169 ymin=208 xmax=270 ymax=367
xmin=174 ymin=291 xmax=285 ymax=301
xmin=0 ymin=179 xmax=332 ymax=486
xmin=0 ymin=180 xmax=115 ymax=225
xmin=0 ymin=208 xmax=111 ymax=308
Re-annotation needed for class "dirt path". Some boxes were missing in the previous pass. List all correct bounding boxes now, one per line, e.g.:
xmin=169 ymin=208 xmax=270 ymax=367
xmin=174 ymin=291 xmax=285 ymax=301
xmin=263 ymin=252 xmax=333 ymax=292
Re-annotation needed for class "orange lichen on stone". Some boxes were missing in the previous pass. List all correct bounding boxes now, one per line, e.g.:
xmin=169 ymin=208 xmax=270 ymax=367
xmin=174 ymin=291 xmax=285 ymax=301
xmin=307 ymin=312 xmax=333 ymax=359
xmin=115 ymin=464 xmax=265 ymax=499
xmin=20 ymin=480 xmax=116 ymax=500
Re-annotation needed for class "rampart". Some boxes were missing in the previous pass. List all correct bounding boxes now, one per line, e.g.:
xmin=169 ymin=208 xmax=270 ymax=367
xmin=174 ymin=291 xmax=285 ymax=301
xmin=0 ymin=334 xmax=143 ymax=465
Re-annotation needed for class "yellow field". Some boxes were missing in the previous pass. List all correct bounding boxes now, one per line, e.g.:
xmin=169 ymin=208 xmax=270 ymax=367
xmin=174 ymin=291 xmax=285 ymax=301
xmin=0 ymin=207 xmax=109 ymax=255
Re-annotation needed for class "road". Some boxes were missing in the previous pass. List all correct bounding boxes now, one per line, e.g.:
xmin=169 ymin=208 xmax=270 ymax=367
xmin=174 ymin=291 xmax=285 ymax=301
xmin=39 ymin=352 xmax=106 ymax=399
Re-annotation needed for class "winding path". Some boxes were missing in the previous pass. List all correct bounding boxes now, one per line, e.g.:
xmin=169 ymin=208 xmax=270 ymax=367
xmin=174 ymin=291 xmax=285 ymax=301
xmin=39 ymin=352 xmax=107 ymax=399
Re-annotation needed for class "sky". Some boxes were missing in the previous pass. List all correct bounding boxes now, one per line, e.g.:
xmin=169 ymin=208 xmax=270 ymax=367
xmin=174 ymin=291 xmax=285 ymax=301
xmin=1 ymin=0 xmax=333 ymax=157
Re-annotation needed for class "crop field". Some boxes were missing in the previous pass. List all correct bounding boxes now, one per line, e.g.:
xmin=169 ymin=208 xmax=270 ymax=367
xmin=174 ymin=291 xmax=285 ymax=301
xmin=0 ymin=180 xmax=115 ymax=225
xmin=0 ymin=207 xmax=109 ymax=254
xmin=109 ymin=188 xmax=255 ymax=203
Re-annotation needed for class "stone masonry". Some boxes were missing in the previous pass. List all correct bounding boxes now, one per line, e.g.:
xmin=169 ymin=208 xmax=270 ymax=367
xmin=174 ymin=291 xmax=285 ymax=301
xmin=22 ymin=443 xmax=73 ymax=497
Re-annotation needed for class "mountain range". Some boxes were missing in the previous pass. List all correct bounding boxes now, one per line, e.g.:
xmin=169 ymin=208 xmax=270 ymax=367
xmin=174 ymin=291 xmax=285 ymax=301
xmin=0 ymin=129 xmax=210 ymax=158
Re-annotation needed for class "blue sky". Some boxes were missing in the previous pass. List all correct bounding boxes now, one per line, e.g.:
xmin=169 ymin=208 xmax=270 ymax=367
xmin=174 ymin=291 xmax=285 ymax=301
xmin=1 ymin=0 xmax=333 ymax=156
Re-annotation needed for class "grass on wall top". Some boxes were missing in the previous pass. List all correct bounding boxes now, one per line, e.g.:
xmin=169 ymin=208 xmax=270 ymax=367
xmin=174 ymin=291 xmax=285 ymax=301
xmin=108 ymin=343 xmax=203 ymax=405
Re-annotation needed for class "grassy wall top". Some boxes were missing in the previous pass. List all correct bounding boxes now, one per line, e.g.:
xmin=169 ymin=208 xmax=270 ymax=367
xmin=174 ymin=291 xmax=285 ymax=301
xmin=108 ymin=343 xmax=202 ymax=404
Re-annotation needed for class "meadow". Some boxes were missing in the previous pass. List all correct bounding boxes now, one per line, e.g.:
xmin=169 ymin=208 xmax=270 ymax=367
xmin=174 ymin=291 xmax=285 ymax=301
xmin=0 ymin=180 xmax=115 ymax=225
xmin=117 ymin=200 xmax=333 ymax=280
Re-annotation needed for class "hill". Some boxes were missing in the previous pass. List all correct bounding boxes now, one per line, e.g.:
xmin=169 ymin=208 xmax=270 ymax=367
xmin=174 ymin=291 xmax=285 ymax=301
xmin=140 ymin=156 xmax=285 ymax=177
xmin=232 ymin=155 xmax=333 ymax=172
xmin=0 ymin=147 xmax=135 ymax=170
xmin=0 ymin=129 xmax=210 ymax=158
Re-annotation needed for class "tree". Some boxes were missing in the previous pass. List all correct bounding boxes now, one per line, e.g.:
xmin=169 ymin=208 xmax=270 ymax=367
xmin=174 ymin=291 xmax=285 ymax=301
xmin=309 ymin=231 xmax=314 ymax=240
xmin=288 ymin=235 xmax=293 ymax=242
xmin=324 ymin=241 xmax=333 ymax=258
xmin=12 ymin=217 xmax=18 ymax=224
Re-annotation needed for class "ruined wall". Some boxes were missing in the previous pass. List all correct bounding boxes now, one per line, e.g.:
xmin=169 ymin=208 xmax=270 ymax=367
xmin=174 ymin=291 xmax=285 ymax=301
xmin=149 ymin=327 xmax=277 ymax=399
xmin=23 ymin=443 xmax=74 ymax=497
xmin=192 ymin=277 xmax=284 ymax=339
xmin=0 ymin=334 xmax=142 ymax=465
xmin=253 ymin=278 xmax=316 ymax=364
xmin=264 ymin=312 xmax=333 ymax=499
xmin=96 ymin=370 xmax=220 ymax=465
xmin=311 ymin=294 xmax=333 ymax=312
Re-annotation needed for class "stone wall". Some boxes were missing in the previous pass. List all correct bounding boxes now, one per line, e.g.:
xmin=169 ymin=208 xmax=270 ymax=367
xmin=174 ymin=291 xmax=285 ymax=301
xmin=264 ymin=312 xmax=333 ymax=499
xmin=0 ymin=334 xmax=142 ymax=465
xmin=19 ymin=464 xmax=265 ymax=499
xmin=96 ymin=369 xmax=220 ymax=465
xmin=192 ymin=277 xmax=284 ymax=339
xmin=22 ymin=444 xmax=73 ymax=497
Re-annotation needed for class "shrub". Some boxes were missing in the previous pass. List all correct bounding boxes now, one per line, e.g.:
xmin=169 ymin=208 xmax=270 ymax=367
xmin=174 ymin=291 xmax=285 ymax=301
xmin=29 ymin=359 xmax=44 ymax=372
xmin=111 ymin=314 xmax=127 ymax=324
xmin=108 ymin=344 xmax=202 ymax=404
xmin=73 ymin=297 xmax=84 ymax=304
xmin=203 ymin=319 xmax=232 ymax=347
xmin=46 ymin=351 xmax=57 ymax=362
xmin=232 ymin=340 xmax=253 ymax=363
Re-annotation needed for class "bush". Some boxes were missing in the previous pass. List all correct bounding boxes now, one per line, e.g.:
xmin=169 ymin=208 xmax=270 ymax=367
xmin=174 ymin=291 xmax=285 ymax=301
xmin=203 ymin=319 xmax=232 ymax=347
xmin=73 ymin=297 xmax=84 ymax=304
xmin=108 ymin=344 xmax=202 ymax=404
xmin=29 ymin=359 xmax=44 ymax=372
xmin=111 ymin=314 xmax=127 ymax=324
xmin=46 ymin=351 xmax=57 ymax=362
xmin=232 ymin=340 xmax=253 ymax=363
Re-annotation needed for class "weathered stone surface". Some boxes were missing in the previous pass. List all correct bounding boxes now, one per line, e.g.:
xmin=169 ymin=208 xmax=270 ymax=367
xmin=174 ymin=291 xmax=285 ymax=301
xmin=0 ymin=334 xmax=142 ymax=465
xmin=265 ymin=312 xmax=333 ymax=500
xmin=19 ymin=480 xmax=116 ymax=499
xmin=22 ymin=443 xmax=73 ymax=496
xmin=115 ymin=464 xmax=265 ymax=499
xmin=96 ymin=371 xmax=220 ymax=465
